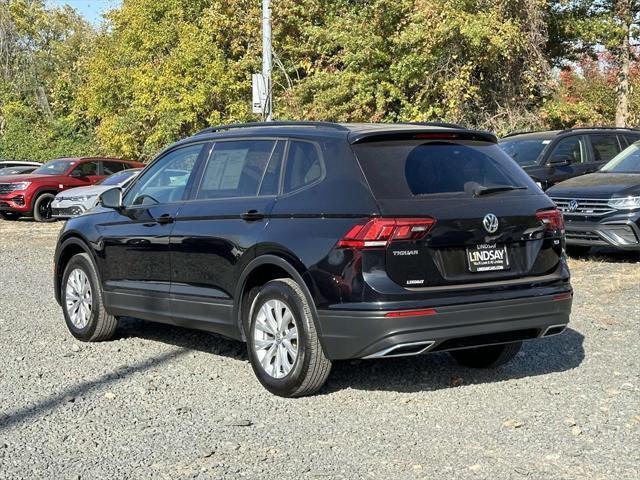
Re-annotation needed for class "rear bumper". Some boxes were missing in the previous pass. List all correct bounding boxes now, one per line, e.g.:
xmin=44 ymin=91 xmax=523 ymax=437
xmin=316 ymin=293 xmax=572 ymax=360
xmin=564 ymin=218 xmax=640 ymax=250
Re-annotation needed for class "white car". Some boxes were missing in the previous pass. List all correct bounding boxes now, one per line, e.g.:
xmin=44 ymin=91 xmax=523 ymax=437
xmin=51 ymin=168 xmax=142 ymax=219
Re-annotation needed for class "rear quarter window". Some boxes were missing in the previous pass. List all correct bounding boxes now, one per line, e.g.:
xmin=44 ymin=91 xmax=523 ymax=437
xmin=353 ymin=140 xmax=536 ymax=199
xmin=283 ymin=141 xmax=324 ymax=194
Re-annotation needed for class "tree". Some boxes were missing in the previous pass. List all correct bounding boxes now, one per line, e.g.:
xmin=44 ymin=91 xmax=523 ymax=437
xmin=0 ymin=0 xmax=97 ymax=161
xmin=272 ymin=0 xmax=552 ymax=134
xmin=548 ymin=0 xmax=640 ymax=126
xmin=79 ymin=0 xmax=262 ymax=160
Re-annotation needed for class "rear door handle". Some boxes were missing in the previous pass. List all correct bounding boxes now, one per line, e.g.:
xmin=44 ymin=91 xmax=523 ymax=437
xmin=156 ymin=213 xmax=174 ymax=225
xmin=240 ymin=210 xmax=264 ymax=221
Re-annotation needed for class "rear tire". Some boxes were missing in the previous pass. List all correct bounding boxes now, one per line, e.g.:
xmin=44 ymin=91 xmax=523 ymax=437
xmin=61 ymin=253 xmax=118 ymax=342
xmin=565 ymin=245 xmax=590 ymax=257
xmin=246 ymin=278 xmax=332 ymax=397
xmin=0 ymin=211 xmax=21 ymax=220
xmin=33 ymin=193 xmax=56 ymax=222
xmin=449 ymin=342 xmax=522 ymax=368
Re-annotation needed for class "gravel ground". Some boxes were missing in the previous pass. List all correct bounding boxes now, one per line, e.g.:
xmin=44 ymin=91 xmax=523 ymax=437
xmin=0 ymin=220 xmax=639 ymax=479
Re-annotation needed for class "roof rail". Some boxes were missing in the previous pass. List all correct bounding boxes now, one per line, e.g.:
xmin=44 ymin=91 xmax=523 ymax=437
xmin=195 ymin=121 xmax=350 ymax=135
xmin=560 ymin=126 xmax=640 ymax=133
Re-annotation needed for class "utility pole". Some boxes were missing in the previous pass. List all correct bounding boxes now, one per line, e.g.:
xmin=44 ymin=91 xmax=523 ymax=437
xmin=262 ymin=0 xmax=272 ymax=121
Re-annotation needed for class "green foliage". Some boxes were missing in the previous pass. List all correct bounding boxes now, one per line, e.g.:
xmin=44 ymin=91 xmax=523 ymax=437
xmin=0 ymin=0 xmax=96 ymax=161
xmin=79 ymin=0 xmax=262 ymax=160
xmin=2 ymin=0 xmax=640 ymax=161
xmin=547 ymin=0 xmax=640 ymax=62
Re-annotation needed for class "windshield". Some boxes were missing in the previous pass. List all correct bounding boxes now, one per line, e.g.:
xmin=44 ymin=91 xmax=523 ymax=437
xmin=499 ymin=139 xmax=549 ymax=167
xmin=353 ymin=140 xmax=533 ymax=199
xmin=32 ymin=159 xmax=74 ymax=175
xmin=98 ymin=169 xmax=140 ymax=186
xmin=600 ymin=143 xmax=640 ymax=173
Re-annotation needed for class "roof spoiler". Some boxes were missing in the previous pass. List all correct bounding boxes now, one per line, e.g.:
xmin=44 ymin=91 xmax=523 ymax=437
xmin=349 ymin=129 xmax=498 ymax=145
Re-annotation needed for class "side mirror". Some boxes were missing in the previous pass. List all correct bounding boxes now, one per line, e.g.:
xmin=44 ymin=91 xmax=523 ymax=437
xmin=99 ymin=187 xmax=123 ymax=209
xmin=548 ymin=155 xmax=572 ymax=167
xmin=70 ymin=170 xmax=85 ymax=178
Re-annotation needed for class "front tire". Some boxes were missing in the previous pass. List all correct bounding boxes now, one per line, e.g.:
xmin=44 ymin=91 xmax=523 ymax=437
xmin=61 ymin=253 xmax=118 ymax=342
xmin=247 ymin=278 xmax=332 ymax=397
xmin=0 ymin=211 xmax=21 ymax=220
xmin=33 ymin=193 xmax=56 ymax=222
xmin=449 ymin=342 xmax=522 ymax=368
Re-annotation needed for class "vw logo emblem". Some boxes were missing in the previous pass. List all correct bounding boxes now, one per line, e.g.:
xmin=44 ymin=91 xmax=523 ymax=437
xmin=483 ymin=213 xmax=499 ymax=234
xmin=568 ymin=199 xmax=579 ymax=212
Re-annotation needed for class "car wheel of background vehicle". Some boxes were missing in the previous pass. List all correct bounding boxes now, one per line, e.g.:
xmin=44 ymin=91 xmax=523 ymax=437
xmin=247 ymin=278 xmax=332 ymax=397
xmin=0 ymin=211 xmax=21 ymax=220
xmin=62 ymin=252 xmax=118 ymax=342
xmin=449 ymin=342 xmax=522 ymax=368
xmin=33 ymin=193 xmax=56 ymax=222
xmin=565 ymin=245 xmax=591 ymax=257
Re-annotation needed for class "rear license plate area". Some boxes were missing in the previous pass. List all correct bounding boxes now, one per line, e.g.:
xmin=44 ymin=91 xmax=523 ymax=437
xmin=466 ymin=243 xmax=509 ymax=272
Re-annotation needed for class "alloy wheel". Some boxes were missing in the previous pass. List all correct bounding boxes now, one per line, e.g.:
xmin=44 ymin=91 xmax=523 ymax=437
xmin=65 ymin=268 xmax=93 ymax=329
xmin=253 ymin=299 xmax=299 ymax=379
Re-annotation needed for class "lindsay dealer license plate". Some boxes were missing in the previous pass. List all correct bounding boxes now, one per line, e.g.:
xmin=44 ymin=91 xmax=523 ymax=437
xmin=466 ymin=243 xmax=509 ymax=272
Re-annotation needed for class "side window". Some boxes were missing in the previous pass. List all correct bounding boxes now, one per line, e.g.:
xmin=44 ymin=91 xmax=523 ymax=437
xmin=548 ymin=136 xmax=585 ymax=164
xmin=590 ymin=135 xmax=621 ymax=162
xmin=196 ymin=140 xmax=276 ymax=199
xmin=283 ymin=141 xmax=323 ymax=193
xmin=258 ymin=140 xmax=285 ymax=196
xmin=71 ymin=161 xmax=99 ymax=176
xmin=624 ymin=134 xmax=640 ymax=147
xmin=124 ymin=144 xmax=203 ymax=206
xmin=103 ymin=161 xmax=127 ymax=175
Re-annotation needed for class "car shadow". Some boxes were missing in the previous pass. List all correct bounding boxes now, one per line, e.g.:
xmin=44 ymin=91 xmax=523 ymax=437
xmin=114 ymin=318 xmax=584 ymax=396
xmin=114 ymin=316 xmax=248 ymax=361
xmin=323 ymin=328 xmax=585 ymax=394
xmin=568 ymin=248 xmax=639 ymax=263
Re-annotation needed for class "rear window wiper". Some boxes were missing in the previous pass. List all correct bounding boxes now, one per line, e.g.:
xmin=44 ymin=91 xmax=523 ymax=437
xmin=473 ymin=185 xmax=527 ymax=197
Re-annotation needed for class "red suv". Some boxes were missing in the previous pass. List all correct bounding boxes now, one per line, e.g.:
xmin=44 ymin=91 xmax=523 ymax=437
xmin=0 ymin=157 xmax=145 ymax=222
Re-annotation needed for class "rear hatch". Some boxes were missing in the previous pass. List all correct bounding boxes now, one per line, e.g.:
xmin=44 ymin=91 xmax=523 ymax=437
xmin=350 ymin=133 xmax=563 ymax=288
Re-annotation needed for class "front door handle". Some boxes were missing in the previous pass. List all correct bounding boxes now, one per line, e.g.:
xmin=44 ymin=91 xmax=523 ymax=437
xmin=240 ymin=210 xmax=264 ymax=221
xmin=156 ymin=213 xmax=174 ymax=225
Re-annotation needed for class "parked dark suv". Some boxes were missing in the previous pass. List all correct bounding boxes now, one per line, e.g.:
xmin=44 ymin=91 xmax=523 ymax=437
xmin=547 ymin=140 xmax=640 ymax=253
xmin=53 ymin=122 xmax=572 ymax=397
xmin=499 ymin=128 xmax=640 ymax=190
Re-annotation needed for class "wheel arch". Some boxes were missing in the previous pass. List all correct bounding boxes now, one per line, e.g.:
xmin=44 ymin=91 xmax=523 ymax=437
xmin=234 ymin=254 xmax=323 ymax=345
xmin=54 ymin=234 xmax=98 ymax=305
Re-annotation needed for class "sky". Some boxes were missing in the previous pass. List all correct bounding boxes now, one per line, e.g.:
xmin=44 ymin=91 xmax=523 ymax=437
xmin=47 ymin=0 xmax=122 ymax=25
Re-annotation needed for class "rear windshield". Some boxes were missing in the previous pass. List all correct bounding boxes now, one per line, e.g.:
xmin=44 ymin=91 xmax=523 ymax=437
xmin=600 ymin=143 xmax=640 ymax=173
xmin=499 ymin=139 xmax=548 ymax=166
xmin=353 ymin=140 xmax=534 ymax=199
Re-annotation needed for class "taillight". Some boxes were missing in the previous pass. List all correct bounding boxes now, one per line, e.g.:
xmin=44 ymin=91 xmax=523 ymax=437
xmin=337 ymin=217 xmax=436 ymax=249
xmin=536 ymin=209 xmax=564 ymax=232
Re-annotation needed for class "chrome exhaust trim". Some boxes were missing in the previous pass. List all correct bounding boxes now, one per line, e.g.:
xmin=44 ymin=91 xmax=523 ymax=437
xmin=541 ymin=324 xmax=567 ymax=337
xmin=363 ymin=340 xmax=435 ymax=359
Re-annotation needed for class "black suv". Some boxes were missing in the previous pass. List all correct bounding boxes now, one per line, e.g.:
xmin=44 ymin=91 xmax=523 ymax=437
xmin=499 ymin=128 xmax=640 ymax=189
xmin=547 ymin=140 xmax=640 ymax=253
xmin=54 ymin=122 xmax=572 ymax=397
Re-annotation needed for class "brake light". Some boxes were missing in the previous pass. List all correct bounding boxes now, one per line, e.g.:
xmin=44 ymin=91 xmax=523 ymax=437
xmin=536 ymin=209 xmax=564 ymax=232
xmin=337 ymin=218 xmax=436 ymax=249
xmin=413 ymin=133 xmax=458 ymax=140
